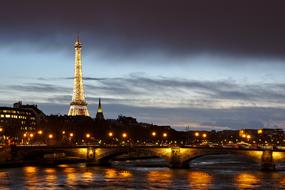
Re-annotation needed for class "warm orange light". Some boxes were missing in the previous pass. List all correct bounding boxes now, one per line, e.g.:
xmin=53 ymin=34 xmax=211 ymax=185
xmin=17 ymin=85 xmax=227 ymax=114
xmin=202 ymin=133 xmax=207 ymax=138
xmin=195 ymin=132 xmax=199 ymax=137
xmin=23 ymin=133 xmax=27 ymax=137
xmin=0 ymin=128 xmax=3 ymax=132
xmin=108 ymin=132 xmax=113 ymax=137
xmin=62 ymin=131 xmax=66 ymax=135
xmin=29 ymin=133 xmax=34 ymax=138
xmin=242 ymin=134 xmax=246 ymax=138
xmin=122 ymin=133 xmax=127 ymax=138
xmin=246 ymin=135 xmax=251 ymax=139
xmin=152 ymin=132 xmax=156 ymax=137
xmin=70 ymin=133 xmax=74 ymax=137
xmin=38 ymin=130 xmax=43 ymax=135
xmin=257 ymin=129 xmax=263 ymax=134
xmin=163 ymin=133 xmax=168 ymax=138
xmin=86 ymin=133 xmax=90 ymax=138
xmin=48 ymin=134 xmax=53 ymax=139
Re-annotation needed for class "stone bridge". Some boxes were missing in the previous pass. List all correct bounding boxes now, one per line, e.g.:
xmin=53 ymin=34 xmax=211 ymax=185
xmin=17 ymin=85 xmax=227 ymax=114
xmin=9 ymin=145 xmax=285 ymax=170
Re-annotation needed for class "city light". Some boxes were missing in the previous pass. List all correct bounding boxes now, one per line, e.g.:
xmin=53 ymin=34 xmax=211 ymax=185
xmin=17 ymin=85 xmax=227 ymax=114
xmin=122 ymin=133 xmax=127 ymax=138
xmin=48 ymin=134 xmax=53 ymax=139
xmin=70 ymin=133 xmax=74 ymax=137
xmin=62 ymin=131 xmax=66 ymax=135
xmin=246 ymin=135 xmax=251 ymax=139
xmin=108 ymin=132 xmax=113 ymax=137
xmin=258 ymin=129 xmax=263 ymax=134
xmin=23 ymin=133 xmax=27 ymax=137
xmin=163 ymin=132 xmax=168 ymax=138
xmin=38 ymin=130 xmax=43 ymax=135
xmin=0 ymin=128 xmax=3 ymax=132
xmin=29 ymin=133 xmax=34 ymax=138
xmin=152 ymin=132 xmax=156 ymax=137
xmin=195 ymin=132 xmax=199 ymax=137
xmin=86 ymin=133 xmax=90 ymax=138
xmin=202 ymin=133 xmax=207 ymax=138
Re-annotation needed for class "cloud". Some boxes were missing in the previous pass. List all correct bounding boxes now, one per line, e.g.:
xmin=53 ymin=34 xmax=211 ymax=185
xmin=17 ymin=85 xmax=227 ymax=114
xmin=5 ymin=75 xmax=285 ymax=109
xmin=1 ymin=0 xmax=285 ymax=60
xmin=7 ymin=83 xmax=71 ymax=93
xmin=2 ymin=75 xmax=285 ymax=130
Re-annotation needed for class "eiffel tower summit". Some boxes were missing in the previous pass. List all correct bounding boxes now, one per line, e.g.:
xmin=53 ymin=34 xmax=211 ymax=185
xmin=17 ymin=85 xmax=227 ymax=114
xmin=68 ymin=36 xmax=90 ymax=116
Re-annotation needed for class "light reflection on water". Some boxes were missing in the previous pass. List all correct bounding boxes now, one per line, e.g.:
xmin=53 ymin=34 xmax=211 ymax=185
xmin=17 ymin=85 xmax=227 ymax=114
xmin=188 ymin=171 xmax=213 ymax=190
xmin=0 ymin=160 xmax=284 ymax=189
xmin=235 ymin=173 xmax=260 ymax=189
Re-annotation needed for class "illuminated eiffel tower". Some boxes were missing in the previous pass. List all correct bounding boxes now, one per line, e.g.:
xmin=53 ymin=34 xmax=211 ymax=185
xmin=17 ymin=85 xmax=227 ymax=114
xmin=68 ymin=36 xmax=90 ymax=116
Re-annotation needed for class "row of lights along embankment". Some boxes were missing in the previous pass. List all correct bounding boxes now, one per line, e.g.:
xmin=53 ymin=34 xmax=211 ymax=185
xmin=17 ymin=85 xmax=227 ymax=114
xmin=21 ymin=130 xmax=169 ymax=140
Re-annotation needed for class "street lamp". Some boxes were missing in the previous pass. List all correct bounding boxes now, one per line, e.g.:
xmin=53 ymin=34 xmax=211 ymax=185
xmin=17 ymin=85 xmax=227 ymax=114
xmin=29 ymin=133 xmax=34 ymax=138
xmin=202 ymin=133 xmax=207 ymax=138
xmin=23 ymin=133 xmax=27 ymax=138
xmin=86 ymin=133 xmax=91 ymax=138
xmin=38 ymin=130 xmax=43 ymax=135
xmin=246 ymin=135 xmax=251 ymax=140
xmin=62 ymin=131 xmax=66 ymax=135
xmin=108 ymin=132 xmax=113 ymax=137
xmin=152 ymin=132 xmax=156 ymax=137
xmin=195 ymin=132 xmax=199 ymax=137
xmin=48 ymin=134 xmax=53 ymax=139
xmin=0 ymin=128 xmax=3 ymax=132
xmin=163 ymin=132 xmax=167 ymax=138
xmin=70 ymin=133 xmax=74 ymax=137
xmin=122 ymin=133 xmax=127 ymax=138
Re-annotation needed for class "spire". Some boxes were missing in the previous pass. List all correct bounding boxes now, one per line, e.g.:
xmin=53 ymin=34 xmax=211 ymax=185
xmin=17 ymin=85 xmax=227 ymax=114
xmin=97 ymin=98 xmax=103 ymax=113
xmin=96 ymin=98 xmax=104 ymax=120
xmin=68 ymin=37 xmax=90 ymax=116
xmin=74 ymin=33 xmax=82 ymax=48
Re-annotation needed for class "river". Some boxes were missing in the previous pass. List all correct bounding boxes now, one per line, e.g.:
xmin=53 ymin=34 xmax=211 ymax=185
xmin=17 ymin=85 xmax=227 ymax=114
xmin=0 ymin=155 xmax=284 ymax=189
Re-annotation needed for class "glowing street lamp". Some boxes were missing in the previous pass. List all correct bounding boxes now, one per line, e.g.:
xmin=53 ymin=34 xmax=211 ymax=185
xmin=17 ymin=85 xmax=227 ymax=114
xmin=152 ymin=132 xmax=156 ymax=137
xmin=108 ymin=132 xmax=113 ymax=137
xmin=86 ymin=133 xmax=91 ymax=138
xmin=194 ymin=132 xmax=199 ymax=137
xmin=62 ymin=131 xmax=66 ymax=135
xmin=23 ymin=133 xmax=27 ymax=138
xmin=257 ymin=129 xmax=263 ymax=135
xmin=29 ymin=133 xmax=34 ymax=138
xmin=122 ymin=133 xmax=127 ymax=138
xmin=70 ymin=133 xmax=74 ymax=137
xmin=163 ymin=133 xmax=168 ymax=138
xmin=38 ymin=130 xmax=43 ymax=135
xmin=246 ymin=135 xmax=251 ymax=140
xmin=0 ymin=128 xmax=3 ymax=132
xmin=48 ymin=134 xmax=53 ymax=139
xmin=202 ymin=133 xmax=207 ymax=138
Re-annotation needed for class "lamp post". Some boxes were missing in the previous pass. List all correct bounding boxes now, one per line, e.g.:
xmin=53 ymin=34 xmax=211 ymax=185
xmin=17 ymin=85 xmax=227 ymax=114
xmin=194 ymin=132 xmax=200 ymax=143
xmin=69 ymin=133 xmax=74 ymax=144
xmin=151 ymin=132 xmax=156 ymax=145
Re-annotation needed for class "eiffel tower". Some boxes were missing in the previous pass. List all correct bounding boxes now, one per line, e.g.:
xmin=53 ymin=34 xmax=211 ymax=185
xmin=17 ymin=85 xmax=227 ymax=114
xmin=68 ymin=36 xmax=90 ymax=116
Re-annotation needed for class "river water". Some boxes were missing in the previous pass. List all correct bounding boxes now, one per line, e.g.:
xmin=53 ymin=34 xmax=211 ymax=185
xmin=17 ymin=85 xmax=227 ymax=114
xmin=0 ymin=155 xmax=284 ymax=189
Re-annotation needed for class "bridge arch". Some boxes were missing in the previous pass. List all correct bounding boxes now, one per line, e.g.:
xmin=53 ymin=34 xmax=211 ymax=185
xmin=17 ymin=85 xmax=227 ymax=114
xmin=179 ymin=148 xmax=264 ymax=167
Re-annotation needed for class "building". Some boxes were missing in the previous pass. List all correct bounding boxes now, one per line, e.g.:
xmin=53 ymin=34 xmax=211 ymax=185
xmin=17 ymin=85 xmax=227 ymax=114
xmin=68 ymin=36 xmax=90 ymax=116
xmin=0 ymin=102 xmax=45 ymax=138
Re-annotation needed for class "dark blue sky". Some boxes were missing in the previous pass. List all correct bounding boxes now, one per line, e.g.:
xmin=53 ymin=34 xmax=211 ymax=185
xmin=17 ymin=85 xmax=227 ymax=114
xmin=1 ymin=0 xmax=285 ymax=130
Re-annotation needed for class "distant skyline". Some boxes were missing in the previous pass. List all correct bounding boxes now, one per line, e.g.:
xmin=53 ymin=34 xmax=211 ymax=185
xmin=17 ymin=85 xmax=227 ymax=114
xmin=1 ymin=1 xmax=285 ymax=130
